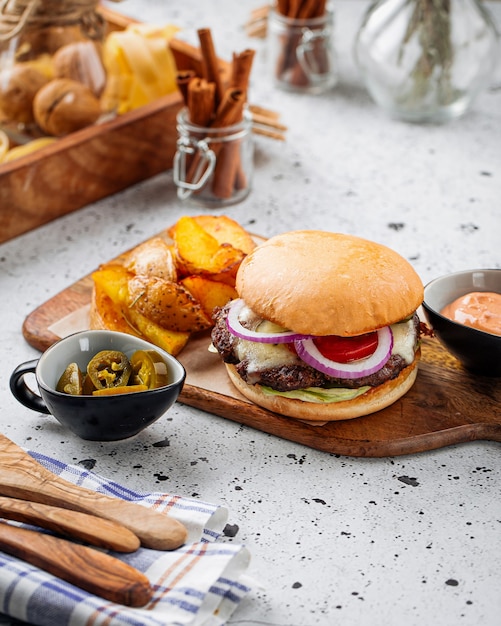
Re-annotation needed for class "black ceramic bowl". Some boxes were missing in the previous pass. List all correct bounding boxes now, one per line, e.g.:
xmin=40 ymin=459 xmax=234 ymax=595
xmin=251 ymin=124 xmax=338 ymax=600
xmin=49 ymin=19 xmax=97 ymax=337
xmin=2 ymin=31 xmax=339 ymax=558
xmin=10 ymin=330 xmax=186 ymax=440
xmin=422 ymin=269 xmax=501 ymax=376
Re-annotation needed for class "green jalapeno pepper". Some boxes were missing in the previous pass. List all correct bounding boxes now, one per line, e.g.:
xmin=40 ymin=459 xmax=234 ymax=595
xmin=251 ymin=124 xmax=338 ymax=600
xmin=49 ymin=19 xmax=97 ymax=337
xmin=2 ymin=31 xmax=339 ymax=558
xmin=87 ymin=350 xmax=132 ymax=389
xmin=130 ymin=349 xmax=169 ymax=389
xmin=92 ymin=384 xmax=148 ymax=396
xmin=56 ymin=362 xmax=83 ymax=395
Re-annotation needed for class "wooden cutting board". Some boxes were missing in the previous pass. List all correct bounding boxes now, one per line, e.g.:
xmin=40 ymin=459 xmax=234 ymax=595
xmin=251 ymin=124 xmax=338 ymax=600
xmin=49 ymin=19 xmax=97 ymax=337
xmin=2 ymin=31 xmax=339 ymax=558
xmin=21 ymin=266 xmax=501 ymax=458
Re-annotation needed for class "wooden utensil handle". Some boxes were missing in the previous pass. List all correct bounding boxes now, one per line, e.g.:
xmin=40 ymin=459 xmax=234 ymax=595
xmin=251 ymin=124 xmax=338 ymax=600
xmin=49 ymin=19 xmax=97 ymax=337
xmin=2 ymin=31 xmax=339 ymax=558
xmin=0 ymin=496 xmax=140 ymax=552
xmin=0 ymin=434 xmax=188 ymax=550
xmin=0 ymin=472 xmax=187 ymax=551
xmin=0 ymin=522 xmax=153 ymax=607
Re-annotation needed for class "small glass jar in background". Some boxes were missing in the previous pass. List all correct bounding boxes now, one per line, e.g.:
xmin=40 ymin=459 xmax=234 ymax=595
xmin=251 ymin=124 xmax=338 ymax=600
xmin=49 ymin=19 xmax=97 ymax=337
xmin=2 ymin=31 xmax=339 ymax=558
xmin=173 ymin=107 xmax=254 ymax=207
xmin=267 ymin=6 xmax=338 ymax=94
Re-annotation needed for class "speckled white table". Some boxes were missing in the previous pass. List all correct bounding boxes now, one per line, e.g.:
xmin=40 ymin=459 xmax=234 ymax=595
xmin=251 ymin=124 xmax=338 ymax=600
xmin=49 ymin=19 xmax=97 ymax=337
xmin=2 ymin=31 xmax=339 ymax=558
xmin=1 ymin=1 xmax=500 ymax=625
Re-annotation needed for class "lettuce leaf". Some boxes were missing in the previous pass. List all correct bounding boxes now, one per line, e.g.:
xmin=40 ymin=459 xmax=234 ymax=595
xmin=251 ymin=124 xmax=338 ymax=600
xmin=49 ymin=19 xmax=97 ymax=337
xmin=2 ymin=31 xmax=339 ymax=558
xmin=260 ymin=385 xmax=371 ymax=404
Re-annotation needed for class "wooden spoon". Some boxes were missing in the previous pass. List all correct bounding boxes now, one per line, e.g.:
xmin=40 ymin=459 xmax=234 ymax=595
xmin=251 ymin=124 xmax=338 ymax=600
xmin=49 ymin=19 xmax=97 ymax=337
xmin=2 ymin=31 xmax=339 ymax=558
xmin=0 ymin=434 xmax=187 ymax=550
xmin=0 ymin=496 xmax=140 ymax=552
xmin=0 ymin=521 xmax=153 ymax=607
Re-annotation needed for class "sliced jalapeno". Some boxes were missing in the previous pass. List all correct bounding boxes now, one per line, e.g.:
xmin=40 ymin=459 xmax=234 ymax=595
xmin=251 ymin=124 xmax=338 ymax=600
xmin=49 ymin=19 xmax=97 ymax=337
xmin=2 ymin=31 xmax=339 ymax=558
xmin=92 ymin=384 xmax=148 ymax=396
xmin=130 ymin=349 xmax=169 ymax=389
xmin=81 ymin=373 xmax=97 ymax=395
xmin=56 ymin=362 xmax=83 ymax=395
xmin=87 ymin=350 xmax=132 ymax=389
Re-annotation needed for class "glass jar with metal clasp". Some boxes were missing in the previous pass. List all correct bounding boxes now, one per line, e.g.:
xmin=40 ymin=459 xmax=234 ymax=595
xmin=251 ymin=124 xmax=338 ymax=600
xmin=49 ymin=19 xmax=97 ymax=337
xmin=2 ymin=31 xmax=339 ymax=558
xmin=173 ymin=106 xmax=254 ymax=207
xmin=267 ymin=5 xmax=338 ymax=94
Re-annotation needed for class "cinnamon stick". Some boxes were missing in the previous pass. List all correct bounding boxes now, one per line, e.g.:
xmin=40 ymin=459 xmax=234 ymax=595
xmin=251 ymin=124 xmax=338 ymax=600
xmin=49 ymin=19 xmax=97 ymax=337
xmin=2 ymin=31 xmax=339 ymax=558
xmin=230 ymin=49 xmax=256 ymax=94
xmin=187 ymin=77 xmax=215 ymax=127
xmin=211 ymin=88 xmax=247 ymax=198
xmin=197 ymin=28 xmax=225 ymax=108
xmin=252 ymin=126 xmax=286 ymax=141
xmin=248 ymin=104 xmax=281 ymax=120
xmin=298 ymin=0 xmax=325 ymax=18
xmin=244 ymin=5 xmax=270 ymax=38
xmin=251 ymin=111 xmax=288 ymax=132
xmin=250 ymin=105 xmax=287 ymax=141
xmin=183 ymin=83 xmax=214 ymax=186
xmin=287 ymin=0 xmax=302 ymax=18
xmin=276 ymin=0 xmax=326 ymax=18
xmin=184 ymin=87 xmax=244 ymax=191
xmin=212 ymin=88 xmax=245 ymax=128
xmin=316 ymin=0 xmax=327 ymax=17
xmin=173 ymin=28 xmax=256 ymax=201
xmin=169 ymin=39 xmax=205 ymax=77
xmin=176 ymin=70 xmax=196 ymax=106
xmin=211 ymin=138 xmax=245 ymax=199
xmin=277 ymin=0 xmax=289 ymax=15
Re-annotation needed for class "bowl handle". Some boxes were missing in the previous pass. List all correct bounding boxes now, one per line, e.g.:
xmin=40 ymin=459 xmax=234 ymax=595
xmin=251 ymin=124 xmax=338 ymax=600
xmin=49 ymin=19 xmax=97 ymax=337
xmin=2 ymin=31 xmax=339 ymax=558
xmin=9 ymin=360 xmax=50 ymax=414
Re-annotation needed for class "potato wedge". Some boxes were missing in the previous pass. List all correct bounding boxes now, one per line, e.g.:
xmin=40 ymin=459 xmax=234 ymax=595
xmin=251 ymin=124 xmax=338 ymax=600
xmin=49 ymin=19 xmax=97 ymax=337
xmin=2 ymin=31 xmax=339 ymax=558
xmin=124 ymin=307 xmax=190 ymax=355
xmin=91 ymin=267 xmax=189 ymax=354
xmin=127 ymin=274 xmax=213 ymax=332
xmin=122 ymin=237 xmax=177 ymax=282
xmin=172 ymin=215 xmax=256 ymax=254
xmin=90 ymin=284 xmax=141 ymax=336
xmin=181 ymin=275 xmax=237 ymax=319
xmin=170 ymin=215 xmax=246 ymax=280
xmin=91 ymin=264 xmax=131 ymax=305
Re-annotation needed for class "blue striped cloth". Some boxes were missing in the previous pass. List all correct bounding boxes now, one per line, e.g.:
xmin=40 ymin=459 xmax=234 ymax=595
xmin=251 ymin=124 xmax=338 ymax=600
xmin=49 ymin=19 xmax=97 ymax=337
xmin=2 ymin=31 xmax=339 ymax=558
xmin=0 ymin=451 xmax=252 ymax=626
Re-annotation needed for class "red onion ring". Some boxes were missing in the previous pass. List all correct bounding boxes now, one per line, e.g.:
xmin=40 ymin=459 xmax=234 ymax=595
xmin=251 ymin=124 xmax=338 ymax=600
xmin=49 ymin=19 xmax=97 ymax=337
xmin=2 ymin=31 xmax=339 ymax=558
xmin=295 ymin=327 xmax=393 ymax=379
xmin=226 ymin=299 xmax=311 ymax=343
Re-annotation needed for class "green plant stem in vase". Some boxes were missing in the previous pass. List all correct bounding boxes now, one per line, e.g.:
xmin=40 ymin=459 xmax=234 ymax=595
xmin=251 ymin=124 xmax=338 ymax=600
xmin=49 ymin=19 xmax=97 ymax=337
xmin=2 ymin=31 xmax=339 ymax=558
xmin=354 ymin=0 xmax=499 ymax=123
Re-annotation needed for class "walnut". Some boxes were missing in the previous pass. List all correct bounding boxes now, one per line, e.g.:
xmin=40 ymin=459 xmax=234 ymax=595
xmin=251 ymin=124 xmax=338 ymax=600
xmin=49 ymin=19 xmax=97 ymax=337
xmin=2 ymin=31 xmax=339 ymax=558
xmin=33 ymin=78 xmax=101 ymax=136
xmin=16 ymin=25 xmax=89 ymax=60
xmin=0 ymin=64 xmax=50 ymax=124
xmin=53 ymin=41 xmax=106 ymax=97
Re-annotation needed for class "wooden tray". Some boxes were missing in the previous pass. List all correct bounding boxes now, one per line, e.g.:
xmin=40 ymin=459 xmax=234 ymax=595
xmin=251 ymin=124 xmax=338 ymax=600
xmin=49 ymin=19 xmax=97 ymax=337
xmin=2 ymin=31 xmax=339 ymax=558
xmin=21 ymin=255 xmax=501 ymax=458
xmin=0 ymin=8 xmax=226 ymax=245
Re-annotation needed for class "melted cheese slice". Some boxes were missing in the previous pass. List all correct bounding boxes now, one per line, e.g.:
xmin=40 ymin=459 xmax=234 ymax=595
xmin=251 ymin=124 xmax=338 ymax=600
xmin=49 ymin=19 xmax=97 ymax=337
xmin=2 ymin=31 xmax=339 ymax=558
xmin=233 ymin=315 xmax=417 ymax=375
xmin=235 ymin=339 xmax=298 ymax=374
xmin=390 ymin=318 xmax=416 ymax=364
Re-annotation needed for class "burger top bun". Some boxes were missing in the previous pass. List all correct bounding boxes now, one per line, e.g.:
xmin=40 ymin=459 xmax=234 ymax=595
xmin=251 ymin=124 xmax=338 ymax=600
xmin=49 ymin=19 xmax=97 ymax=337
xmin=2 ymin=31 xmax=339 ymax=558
xmin=236 ymin=231 xmax=424 ymax=337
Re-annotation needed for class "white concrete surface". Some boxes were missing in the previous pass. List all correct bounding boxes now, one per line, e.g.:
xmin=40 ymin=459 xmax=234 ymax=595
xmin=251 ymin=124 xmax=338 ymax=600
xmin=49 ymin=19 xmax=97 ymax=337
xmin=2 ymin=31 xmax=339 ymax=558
xmin=0 ymin=2 xmax=500 ymax=625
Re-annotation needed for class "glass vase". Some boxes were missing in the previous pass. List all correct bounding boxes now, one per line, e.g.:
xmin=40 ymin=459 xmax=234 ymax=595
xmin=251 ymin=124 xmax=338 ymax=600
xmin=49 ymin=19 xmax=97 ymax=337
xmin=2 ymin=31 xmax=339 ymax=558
xmin=354 ymin=0 xmax=499 ymax=123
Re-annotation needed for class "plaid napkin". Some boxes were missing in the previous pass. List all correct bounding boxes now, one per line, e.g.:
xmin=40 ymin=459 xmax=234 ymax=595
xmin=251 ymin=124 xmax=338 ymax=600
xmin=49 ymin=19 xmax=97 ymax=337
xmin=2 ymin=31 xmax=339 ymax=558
xmin=0 ymin=451 xmax=253 ymax=626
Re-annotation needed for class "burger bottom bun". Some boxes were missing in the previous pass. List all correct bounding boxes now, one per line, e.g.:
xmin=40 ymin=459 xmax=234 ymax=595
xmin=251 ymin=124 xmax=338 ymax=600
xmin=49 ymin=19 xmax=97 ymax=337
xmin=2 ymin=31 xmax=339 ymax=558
xmin=224 ymin=353 xmax=420 ymax=422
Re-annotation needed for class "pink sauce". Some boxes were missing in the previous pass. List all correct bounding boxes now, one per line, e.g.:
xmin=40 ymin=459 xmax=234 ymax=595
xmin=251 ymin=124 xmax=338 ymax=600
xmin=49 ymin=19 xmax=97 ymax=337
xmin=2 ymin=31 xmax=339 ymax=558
xmin=441 ymin=291 xmax=501 ymax=336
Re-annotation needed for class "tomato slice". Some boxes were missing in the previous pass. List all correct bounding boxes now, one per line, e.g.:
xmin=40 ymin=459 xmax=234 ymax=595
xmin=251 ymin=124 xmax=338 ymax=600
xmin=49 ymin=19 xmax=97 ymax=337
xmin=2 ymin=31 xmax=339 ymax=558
xmin=313 ymin=332 xmax=379 ymax=364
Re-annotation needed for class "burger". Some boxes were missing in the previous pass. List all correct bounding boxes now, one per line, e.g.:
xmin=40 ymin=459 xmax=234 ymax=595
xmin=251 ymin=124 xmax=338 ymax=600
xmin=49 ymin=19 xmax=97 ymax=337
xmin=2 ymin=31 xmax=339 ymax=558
xmin=211 ymin=230 xmax=424 ymax=421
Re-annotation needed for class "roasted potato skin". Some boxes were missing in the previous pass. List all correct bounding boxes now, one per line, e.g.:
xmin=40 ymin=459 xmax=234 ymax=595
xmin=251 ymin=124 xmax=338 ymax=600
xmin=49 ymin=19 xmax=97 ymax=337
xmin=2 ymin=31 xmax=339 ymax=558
xmin=122 ymin=237 xmax=177 ymax=282
xmin=127 ymin=275 xmax=212 ymax=333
